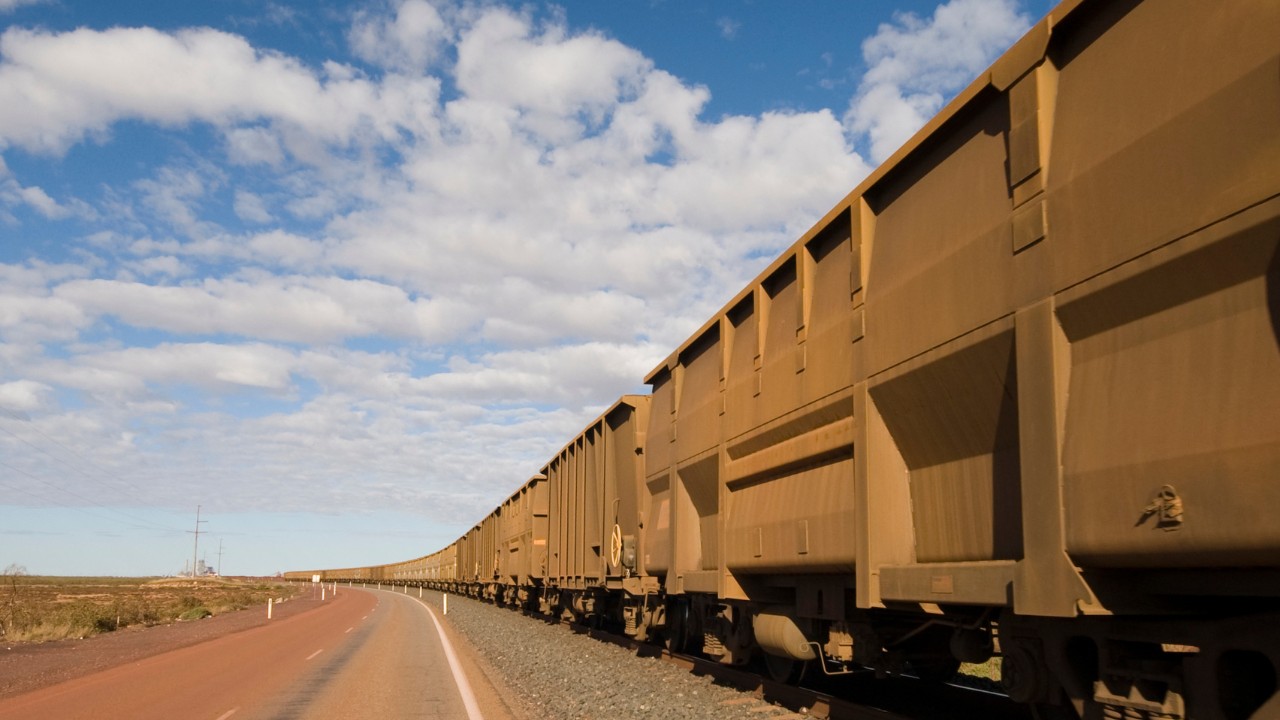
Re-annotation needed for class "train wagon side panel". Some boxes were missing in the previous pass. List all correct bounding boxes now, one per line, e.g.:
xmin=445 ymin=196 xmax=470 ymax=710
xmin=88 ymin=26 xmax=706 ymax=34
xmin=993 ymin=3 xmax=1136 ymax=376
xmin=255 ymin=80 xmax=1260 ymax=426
xmin=545 ymin=449 xmax=567 ymax=584
xmin=1046 ymin=0 xmax=1280 ymax=570
xmin=669 ymin=325 xmax=723 ymax=595
xmin=457 ymin=526 xmax=480 ymax=585
xmin=531 ymin=472 xmax=549 ymax=582
xmin=499 ymin=477 xmax=542 ymax=587
xmin=546 ymin=425 xmax=599 ymax=589
xmin=642 ymin=369 xmax=675 ymax=577
xmin=855 ymin=0 xmax=1280 ymax=615
xmin=546 ymin=396 xmax=650 ymax=591
xmin=721 ymin=211 xmax=861 ymax=585
xmin=480 ymin=508 xmax=500 ymax=589
xmin=860 ymin=82 xmax=1024 ymax=573
xmin=603 ymin=397 xmax=651 ymax=583
xmin=432 ymin=543 xmax=457 ymax=583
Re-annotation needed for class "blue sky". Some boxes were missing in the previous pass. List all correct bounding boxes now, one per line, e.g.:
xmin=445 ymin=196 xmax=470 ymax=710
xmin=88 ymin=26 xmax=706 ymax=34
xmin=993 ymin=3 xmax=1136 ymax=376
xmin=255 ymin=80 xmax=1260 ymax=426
xmin=0 ymin=0 xmax=1050 ymax=577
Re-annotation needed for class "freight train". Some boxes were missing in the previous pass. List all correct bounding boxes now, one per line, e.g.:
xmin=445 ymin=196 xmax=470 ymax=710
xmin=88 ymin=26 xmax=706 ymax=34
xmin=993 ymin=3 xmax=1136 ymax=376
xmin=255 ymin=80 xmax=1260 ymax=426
xmin=286 ymin=0 xmax=1280 ymax=717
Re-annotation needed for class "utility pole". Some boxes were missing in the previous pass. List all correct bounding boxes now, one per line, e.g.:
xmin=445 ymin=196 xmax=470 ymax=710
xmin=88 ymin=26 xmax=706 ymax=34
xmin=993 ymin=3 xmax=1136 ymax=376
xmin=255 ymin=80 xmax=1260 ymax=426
xmin=217 ymin=539 xmax=224 ymax=577
xmin=188 ymin=505 xmax=206 ymax=583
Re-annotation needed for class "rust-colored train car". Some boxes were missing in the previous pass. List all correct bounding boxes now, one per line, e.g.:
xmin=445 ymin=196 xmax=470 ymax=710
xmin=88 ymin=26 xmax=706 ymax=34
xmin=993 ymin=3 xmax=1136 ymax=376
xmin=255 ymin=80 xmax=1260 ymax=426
xmin=496 ymin=474 xmax=547 ymax=605
xmin=639 ymin=0 xmax=1279 ymax=714
xmin=456 ymin=522 xmax=481 ymax=593
xmin=301 ymin=566 xmax=373 ymax=583
xmin=290 ymin=0 xmax=1278 ymax=716
xmin=539 ymin=396 xmax=651 ymax=619
xmin=384 ymin=553 xmax=430 ymax=582
xmin=424 ymin=544 xmax=457 ymax=587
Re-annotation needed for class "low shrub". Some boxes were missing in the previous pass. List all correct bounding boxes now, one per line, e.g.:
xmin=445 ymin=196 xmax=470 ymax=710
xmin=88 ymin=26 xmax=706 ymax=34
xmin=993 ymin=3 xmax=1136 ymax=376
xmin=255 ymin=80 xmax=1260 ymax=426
xmin=179 ymin=607 xmax=212 ymax=621
xmin=1 ymin=578 xmax=294 ymax=643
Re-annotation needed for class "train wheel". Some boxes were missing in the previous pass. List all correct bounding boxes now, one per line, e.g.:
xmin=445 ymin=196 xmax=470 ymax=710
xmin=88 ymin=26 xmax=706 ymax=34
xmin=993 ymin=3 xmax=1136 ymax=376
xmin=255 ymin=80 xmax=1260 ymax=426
xmin=763 ymin=654 xmax=807 ymax=684
xmin=663 ymin=600 xmax=699 ymax=654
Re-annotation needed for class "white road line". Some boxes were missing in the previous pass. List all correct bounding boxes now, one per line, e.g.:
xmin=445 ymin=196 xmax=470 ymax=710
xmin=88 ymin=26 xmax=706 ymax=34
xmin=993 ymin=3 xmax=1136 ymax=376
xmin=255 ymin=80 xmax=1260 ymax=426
xmin=346 ymin=627 xmax=353 ymax=633
xmin=214 ymin=709 xmax=238 ymax=720
xmin=408 ymin=594 xmax=484 ymax=720
xmin=306 ymin=649 xmax=323 ymax=661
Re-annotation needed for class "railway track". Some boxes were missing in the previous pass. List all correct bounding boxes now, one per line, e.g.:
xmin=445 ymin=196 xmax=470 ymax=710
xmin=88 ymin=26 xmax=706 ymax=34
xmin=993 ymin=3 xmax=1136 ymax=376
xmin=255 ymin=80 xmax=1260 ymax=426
xmin=382 ymin=585 xmax=1030 ymax=719
xmin=562 ymin=618 xmax=1031 ymax=720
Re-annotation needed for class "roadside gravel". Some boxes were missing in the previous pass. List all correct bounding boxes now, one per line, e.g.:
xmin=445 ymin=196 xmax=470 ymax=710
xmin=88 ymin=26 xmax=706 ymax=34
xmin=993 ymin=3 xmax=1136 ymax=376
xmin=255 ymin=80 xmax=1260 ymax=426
xmin=414 ymin=588 xmax=804 ymax=720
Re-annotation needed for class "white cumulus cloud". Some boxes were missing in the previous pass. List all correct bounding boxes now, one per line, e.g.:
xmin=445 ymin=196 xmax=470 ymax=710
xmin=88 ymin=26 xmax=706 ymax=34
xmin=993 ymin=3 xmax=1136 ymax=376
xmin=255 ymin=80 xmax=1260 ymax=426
xmin=844 ymin=0 xmax=1031 ymax=162
xmin=0 ymin=25 xmax=442 ymax=155
xmin=350 ymin=0 xmax=451 ymax=72
xmin=0 ymin=0 xmax=1038 ymax=530
xmin=0 ymin=379 xmax=51 ymax=412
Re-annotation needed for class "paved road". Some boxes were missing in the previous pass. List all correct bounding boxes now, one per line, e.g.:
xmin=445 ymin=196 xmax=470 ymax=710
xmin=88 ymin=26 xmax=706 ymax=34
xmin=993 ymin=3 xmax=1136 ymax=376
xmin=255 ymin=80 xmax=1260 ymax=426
xmin=0 ymin=587 xmax=509 ymax=720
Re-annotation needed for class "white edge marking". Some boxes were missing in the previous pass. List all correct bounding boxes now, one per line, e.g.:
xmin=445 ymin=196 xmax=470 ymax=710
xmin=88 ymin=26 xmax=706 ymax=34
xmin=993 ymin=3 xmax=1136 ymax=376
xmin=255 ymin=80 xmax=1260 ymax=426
xmin=306 ymin=649 xmax=323 ymax=661
xmin=214 ymin=709 xmax=238 ymax=720
xmin=415 ymin=596 xmax=484 ymax=720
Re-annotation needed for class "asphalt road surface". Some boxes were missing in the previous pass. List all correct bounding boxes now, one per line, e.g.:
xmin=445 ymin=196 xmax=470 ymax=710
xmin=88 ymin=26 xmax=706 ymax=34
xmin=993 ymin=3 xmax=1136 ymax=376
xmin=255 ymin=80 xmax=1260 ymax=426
xmin=0 ymin=587 xmax=510 ymax=720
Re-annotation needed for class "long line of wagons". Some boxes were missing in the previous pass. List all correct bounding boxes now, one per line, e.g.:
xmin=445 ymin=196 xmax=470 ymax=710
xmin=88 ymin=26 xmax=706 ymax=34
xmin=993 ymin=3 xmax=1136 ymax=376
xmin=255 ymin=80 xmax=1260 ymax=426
xmin=286 ymin=0 xmax=1280 ymax=717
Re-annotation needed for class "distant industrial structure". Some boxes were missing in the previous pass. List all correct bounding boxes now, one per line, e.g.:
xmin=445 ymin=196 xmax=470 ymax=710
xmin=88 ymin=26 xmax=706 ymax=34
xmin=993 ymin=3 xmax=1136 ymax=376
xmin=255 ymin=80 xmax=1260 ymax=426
xmin=179 ymin=558 xmax=217 ymax=578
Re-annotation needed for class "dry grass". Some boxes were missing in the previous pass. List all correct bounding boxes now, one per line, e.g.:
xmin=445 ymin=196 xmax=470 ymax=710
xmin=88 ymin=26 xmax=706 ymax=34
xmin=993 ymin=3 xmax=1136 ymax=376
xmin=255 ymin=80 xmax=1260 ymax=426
xmin=1 ymin=576 xmax=295 ymax=644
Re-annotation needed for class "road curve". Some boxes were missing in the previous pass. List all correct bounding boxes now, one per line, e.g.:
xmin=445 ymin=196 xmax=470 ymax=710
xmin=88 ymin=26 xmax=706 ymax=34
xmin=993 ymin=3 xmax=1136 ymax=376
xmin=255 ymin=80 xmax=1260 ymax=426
xmin=0 ymin=587 xmax=512 ymax=720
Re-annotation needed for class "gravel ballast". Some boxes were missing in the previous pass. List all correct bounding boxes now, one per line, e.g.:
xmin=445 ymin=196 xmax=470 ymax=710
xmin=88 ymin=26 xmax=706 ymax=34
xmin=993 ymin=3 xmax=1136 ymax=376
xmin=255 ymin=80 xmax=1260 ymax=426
xmin=417 ymin=589 xmax=804 ymax=720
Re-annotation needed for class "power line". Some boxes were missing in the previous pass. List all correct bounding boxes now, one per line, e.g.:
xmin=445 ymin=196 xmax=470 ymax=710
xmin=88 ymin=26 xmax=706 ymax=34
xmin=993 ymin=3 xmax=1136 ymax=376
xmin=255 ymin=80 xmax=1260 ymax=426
xmin=0 ymin=462 xmax=181 ymax=534
xmin=0 ymin=419 xmax=166 ymax=512
xmin=0 ymin=458 xmax=184 ymax=534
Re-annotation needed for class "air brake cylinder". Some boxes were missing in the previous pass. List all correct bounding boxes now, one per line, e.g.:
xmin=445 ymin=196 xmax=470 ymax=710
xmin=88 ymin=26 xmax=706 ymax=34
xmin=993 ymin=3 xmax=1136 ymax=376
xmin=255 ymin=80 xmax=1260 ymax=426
xmin=753 ymin=610 xmax=817 ymax=661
